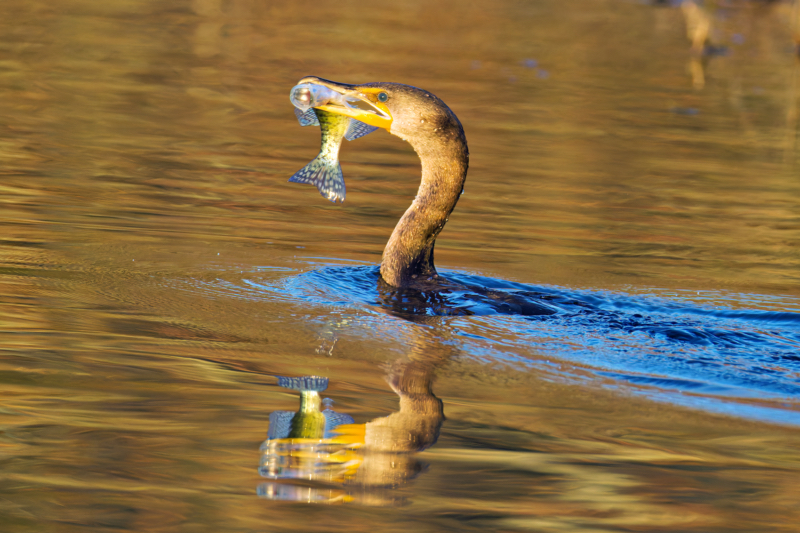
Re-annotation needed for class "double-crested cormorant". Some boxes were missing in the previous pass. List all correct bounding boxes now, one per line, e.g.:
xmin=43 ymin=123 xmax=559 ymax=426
xmin=296 ymin=76 xmax=469 ymax=289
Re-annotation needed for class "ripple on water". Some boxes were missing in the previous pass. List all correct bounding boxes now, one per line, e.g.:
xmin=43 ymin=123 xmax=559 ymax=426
xmin=179 ymin=261 xmax=800 ymax=425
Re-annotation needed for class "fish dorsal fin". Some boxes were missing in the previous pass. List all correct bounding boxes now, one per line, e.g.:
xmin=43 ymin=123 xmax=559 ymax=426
xmin=294 ymin=107 xmax=320 ymax=127
xmin=344 ymin=119 xmax=378 ymax=141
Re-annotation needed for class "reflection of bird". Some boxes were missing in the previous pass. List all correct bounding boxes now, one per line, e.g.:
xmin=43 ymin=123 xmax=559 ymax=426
xmin=681 ymin=0 xmax=711 ymax=55
xmin=297 ymin=76 xmax=469 ymax=289
xmin=259 ymin=323 xmax=453 ymax=502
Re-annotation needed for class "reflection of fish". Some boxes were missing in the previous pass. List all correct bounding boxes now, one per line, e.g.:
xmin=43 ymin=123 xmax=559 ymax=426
xmin=288 ymin=390 xmax=326 ymax=439
xmin=288 ymin=83 xmax=377 ymax=203
xmin=268 ymin=376 xmax=354 ymax=440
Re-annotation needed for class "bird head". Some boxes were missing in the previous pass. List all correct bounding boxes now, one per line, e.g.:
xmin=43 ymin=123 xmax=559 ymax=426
xmin=297 ymin=76 xmax=464 ymax=148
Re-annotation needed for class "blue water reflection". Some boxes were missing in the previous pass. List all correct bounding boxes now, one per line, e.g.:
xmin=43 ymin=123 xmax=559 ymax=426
xmin=186 ymin=261 xmax=800 ymax=425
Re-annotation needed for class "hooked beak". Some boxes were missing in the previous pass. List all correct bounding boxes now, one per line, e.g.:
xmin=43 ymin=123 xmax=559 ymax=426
xmin=298 ymin=76 xmax=393 ymax=131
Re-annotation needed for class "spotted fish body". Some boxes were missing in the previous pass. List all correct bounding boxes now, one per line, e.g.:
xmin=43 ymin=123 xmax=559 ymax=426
xmin=288 ymin=84 xmax=378 ymax=204
xmin=289 ymin=109 xmax=350 ymax=203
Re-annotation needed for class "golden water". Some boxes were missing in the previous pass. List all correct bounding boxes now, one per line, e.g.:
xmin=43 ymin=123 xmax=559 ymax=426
xmin=1 ymin=0 xmax=800 ymax=531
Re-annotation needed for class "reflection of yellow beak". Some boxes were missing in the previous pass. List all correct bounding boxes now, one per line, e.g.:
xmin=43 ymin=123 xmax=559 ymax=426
xmin=327 ymin=423 xmax=367 ymax=446
xmin=297 ymin=76 xmax=393 ymax=131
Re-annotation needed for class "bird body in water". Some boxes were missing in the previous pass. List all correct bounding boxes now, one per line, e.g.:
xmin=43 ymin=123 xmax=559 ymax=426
xmin=291 ymin=76 xmax=469 ymax=289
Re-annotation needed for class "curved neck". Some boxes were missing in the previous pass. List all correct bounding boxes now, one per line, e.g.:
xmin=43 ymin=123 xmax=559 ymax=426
xmin=380 ymin=135 xmax=469 ymax=287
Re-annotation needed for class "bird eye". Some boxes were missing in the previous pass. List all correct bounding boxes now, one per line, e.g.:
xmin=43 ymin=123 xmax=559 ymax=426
xmin=377 ymin=92 xmax=389 ymax=102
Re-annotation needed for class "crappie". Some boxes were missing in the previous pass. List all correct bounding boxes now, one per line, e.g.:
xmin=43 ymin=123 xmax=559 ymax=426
xmin=288 ymin=83 xmax=378 ymax=203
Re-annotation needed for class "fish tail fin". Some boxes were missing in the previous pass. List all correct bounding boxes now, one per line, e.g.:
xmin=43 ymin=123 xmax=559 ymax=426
xmin=276 ymin=375 xmax=329 ymax=392
xmin=289 ymin=154 xmax=346 ymax=203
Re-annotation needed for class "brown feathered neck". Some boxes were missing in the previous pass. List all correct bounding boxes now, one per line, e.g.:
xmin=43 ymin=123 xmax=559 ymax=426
xmin=375 ymin=85 xmax=469 ymax=287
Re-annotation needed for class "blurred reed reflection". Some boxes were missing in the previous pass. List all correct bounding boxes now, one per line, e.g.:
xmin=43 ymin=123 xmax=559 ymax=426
xmin=2 ymin=0 xmax=800 ymax=529
xmin=669 ymin=0 xmax=800 ymax=157
xmin=259 ymin=313 xmax=456 ymax=505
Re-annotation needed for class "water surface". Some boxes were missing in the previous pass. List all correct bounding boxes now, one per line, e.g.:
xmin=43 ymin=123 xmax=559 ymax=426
xmin=1 ymin=0 xmax=800 ymax=531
